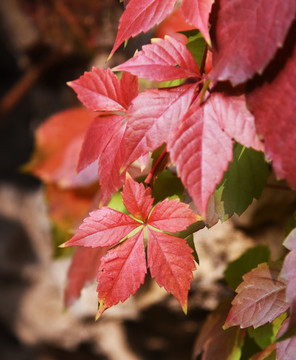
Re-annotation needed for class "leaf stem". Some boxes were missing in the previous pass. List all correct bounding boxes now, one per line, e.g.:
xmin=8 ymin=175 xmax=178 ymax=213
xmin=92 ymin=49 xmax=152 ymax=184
xmin=199 ymin=44 xmax=208 ymax=74
xmin=145 ymin=145 xmax=169 ymax=186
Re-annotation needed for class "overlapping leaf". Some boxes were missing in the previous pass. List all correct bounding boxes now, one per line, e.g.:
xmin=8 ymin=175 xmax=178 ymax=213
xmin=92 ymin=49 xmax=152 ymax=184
xmin=168 ymin=93 xmax=264 ymax=218
xmin=168 ymin=97 xmax=232 ymax=218
xmin=224 ymin=263 xmax=289 ymax=329
xmin=114 ymin=36 xmax=201 ymax=81
xmin=247 ymin=28 xmax=296 ymax=190
xmin=122 ymin=83 xmax=197 ymax=168
xmin=110 ymin=0 xmax=176 ymax=57
xmin=63 ymin=176 xmax=198 ymax=316
xmin=276 ymin=318 xmax=296 ymax=360
xmin=181 ymin=0 xmax=213 ymax=45
xmin=211 ymin=0 xmax=296 ymax=85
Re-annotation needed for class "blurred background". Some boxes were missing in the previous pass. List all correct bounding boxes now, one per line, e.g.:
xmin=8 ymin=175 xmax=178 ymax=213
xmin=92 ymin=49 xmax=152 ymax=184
xmin=0 ymin=1 xmax=294 ymax=359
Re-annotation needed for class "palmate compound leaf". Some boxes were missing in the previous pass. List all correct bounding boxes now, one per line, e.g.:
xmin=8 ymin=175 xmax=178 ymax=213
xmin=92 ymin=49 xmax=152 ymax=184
xmin=63 ymin=176 xmax=198 ymax=317
xmin=168 ymin=92 xmax=264 ymax=218
xmin=181 ymin=0 xmax=214 ymax=45
xmin=211 ymin=0 xmax=296 ymax=85
xmin=114 ymin=36 xmax=201 ymax=81
xmin=110 ymin=0 xmax=176 ymax=58
xmin=224 ymin=263 xmax=289 ymax=329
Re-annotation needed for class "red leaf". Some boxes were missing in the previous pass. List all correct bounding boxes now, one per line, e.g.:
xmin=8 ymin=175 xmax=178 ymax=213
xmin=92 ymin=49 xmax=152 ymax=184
xmin=168 ymin=97 xmax=233 ymax=218
xmin=98 ymin=122 xmax=127 ymax=205
xmin=148 ymin=198 xmax=199 ymax=232
xmin=211 ymin=0 xmax=296 ymax=85
xmin=122 ymin=174 xmax=154 ymax=221
xmin=211 ymin=93 xmax=264 ymax=152
xmin=247 ymin=32 xmax=296 ymax=189
xmin=224 ymin=263 xmax=288 ymax=329
xmin=147 ymin=228 xmax=195 ymax=312
xmin=96 ymin=229 xmax=146 ymax=318
xmin=63 ymin=207 xmax=140 ymax=248
xmin=77 ymin=115 xmax=124 ymax=173
xmin=123 ymin=83 xmax=197 ymax=168
xmin=64 ymin=246 xmax=108 ymax=308
xmin=69 ymin=68 xmax=128 ymax=112
xmin=181 ymin=0 xmax=214 ymax=45
xmin=110 ymin=0 xmax=176 ymax=57
xmin=114 ymin=36 xmax=200 ymax=81
xmin=120 ymin=72 xmax=139 ymax=107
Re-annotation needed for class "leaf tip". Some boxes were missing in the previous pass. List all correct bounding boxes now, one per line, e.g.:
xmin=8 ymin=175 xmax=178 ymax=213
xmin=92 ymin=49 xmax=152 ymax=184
xmin=96 ymin=300 xmax=107 ymax=320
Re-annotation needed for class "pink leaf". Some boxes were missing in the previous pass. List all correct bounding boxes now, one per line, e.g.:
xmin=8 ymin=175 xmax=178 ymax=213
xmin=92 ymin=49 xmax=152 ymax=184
xmin=211 ymin=0 xmax=296 ymax=85
xmin=110 ymin=0 xmax=176 ymax=57
xmin=96 ymin=229 xmax=146 ymax=317
xmin=63 ymin=207 xmax=140 ymax=248
xmin=123 ymin=83 xmax=197 ymax=168
xmin=276 ymin=318 xmax=296 ymax=360
xmin=122 ymin=175 xmax=154 ymax=221
xmin=284 ymin=228 xmax=296 ymax=251
xmin=181 ymin=0 xmax=214 ymax=45
xmin=69 ymin=67 xmax=128 ymax=112
xmin=64 ymin=247 xmax=108 ymax=308
xmin=247 ymin=30 xmax=296 ymax=189
xmin=147 ymin=228 xmax=195 ymax=313
xmin=224 ymin=263 xmax=288 ymax=329
xmin=168 ymin=97 xmax=233 ymax=218
xmin=114 ymin=36 xmax=200 ymax=81
xmin=77 ymin=115 xmax=124 ymax=173
xmin=148 ymin=198 xmax=199 ymax=232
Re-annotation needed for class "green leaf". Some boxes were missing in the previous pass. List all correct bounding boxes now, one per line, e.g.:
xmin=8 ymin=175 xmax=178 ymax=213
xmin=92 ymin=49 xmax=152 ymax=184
xmin=240 ymin=331 xmax=262 ymax=360
xmin=248 ymin=313 xmax=287 ymax=349
xmin=213 ymin=143 xmax=269 ymax=221
xmin=186 ymin=234 xmax=199 ymax=264
xmin=224 ymin=245 xmax=270 ymax=290
xmin=107 ymin=191 xmax=128 ymax=213
xmin=152 ymin=169 xmax=184 ymax=203
xmin=186 ymin=32 xmax=207 ymax=69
